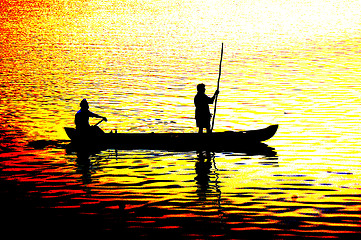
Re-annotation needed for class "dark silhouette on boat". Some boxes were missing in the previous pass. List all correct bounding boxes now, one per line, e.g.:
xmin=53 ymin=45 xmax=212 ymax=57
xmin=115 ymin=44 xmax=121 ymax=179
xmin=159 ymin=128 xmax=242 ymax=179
xmin=194 ymin=83 xmax=219 ymax=133
xmin=74 ymin=98 xmax=107 ymax=137
xmin=64 ymin=98 xmax=278 ymax=154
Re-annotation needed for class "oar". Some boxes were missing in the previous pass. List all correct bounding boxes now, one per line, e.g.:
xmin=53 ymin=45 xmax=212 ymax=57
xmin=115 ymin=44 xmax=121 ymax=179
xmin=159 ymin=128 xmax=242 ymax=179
xmin=94 ymin=119 xmax=104 ymax=126
xmin=211 ymin=43 xmax=224 ymax=132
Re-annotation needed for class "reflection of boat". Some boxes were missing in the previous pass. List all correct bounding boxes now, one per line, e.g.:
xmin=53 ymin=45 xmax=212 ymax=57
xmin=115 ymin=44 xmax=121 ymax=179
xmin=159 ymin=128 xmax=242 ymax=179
xmin=64 ymin=124 xmax=278 ymax=153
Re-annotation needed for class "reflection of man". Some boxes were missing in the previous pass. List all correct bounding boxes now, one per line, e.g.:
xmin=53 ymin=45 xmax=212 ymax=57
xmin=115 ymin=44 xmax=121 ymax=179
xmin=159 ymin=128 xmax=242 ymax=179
xmin=194 ymin=84 xmax=219 ymax=133
xmin=75 ymin=99 xmax=107 ymax=135
xmin=195 ymin=150 xmax=213 ymax=201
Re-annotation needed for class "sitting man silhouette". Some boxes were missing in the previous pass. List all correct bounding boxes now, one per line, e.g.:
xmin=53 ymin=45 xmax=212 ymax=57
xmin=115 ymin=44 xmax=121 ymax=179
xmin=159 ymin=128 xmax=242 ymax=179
xmin=194 ymin=83 xmax=219 ymax=133
xmin=75 ymin=99 xmax=107 ymax=136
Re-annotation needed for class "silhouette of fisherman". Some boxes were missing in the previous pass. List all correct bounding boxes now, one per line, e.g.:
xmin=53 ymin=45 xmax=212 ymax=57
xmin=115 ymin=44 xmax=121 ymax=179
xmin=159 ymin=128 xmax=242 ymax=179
xmin=194 ymin=83 xmax=219 ymax=133
xmin=75 ymin=99 xmax=107 ymax=136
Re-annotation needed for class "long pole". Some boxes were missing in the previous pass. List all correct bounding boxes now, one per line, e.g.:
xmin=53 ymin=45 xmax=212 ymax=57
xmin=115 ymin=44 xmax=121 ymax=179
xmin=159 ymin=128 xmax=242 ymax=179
xmin=211 ymin=43 xmax=224 ymax=132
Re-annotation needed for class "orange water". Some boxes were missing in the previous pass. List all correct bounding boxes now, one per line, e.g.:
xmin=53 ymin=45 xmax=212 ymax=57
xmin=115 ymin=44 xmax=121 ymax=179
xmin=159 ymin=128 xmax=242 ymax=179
xmin=1 ymin=0 xmax=361 ymax=238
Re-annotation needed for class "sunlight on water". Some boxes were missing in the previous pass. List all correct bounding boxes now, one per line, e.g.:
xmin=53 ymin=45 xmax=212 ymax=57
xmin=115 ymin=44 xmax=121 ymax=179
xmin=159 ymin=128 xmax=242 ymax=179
xmin=1 ymin=0 xmax=361 ymax=237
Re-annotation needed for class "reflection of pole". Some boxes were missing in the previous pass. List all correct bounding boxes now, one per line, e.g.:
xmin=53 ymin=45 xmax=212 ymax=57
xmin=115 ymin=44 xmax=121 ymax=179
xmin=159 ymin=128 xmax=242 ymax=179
xmin=211 ymin=43 xmax=224 ymax=132
xmin=212 ymin=153 xmax=224 ymax=225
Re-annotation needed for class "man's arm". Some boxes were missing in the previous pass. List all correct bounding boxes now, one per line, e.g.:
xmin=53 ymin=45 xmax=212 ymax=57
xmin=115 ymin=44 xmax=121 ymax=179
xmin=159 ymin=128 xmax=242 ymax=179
xmin=89 ymin=111 xmax=107 ymax=121
xmin=209 ymin=90 xmax=220 ymax=103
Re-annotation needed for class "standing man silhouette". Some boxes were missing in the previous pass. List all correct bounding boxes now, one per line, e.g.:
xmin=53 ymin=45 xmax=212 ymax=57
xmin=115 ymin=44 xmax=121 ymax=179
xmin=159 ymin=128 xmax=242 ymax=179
xmin=194 ymin=84 xmax=219 ymax=133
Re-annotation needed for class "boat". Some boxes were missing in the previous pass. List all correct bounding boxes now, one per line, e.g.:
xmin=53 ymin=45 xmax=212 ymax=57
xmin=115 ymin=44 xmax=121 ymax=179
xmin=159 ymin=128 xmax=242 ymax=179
xmin=64 ymin=124 xmax=278 ymax=152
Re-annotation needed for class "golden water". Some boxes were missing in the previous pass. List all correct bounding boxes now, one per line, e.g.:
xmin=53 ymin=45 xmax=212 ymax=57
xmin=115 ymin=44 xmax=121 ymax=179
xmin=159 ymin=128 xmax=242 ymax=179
xmin=1 ymin=0 xmax=361 ymax=238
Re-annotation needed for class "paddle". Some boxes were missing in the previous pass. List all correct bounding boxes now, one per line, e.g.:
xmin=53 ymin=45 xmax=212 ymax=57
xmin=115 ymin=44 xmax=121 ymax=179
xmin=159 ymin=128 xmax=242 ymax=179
xmin=211 ymin=43 xmax=224 ymax=132
xmin=94 ymin=119 xmax=104 ymax=126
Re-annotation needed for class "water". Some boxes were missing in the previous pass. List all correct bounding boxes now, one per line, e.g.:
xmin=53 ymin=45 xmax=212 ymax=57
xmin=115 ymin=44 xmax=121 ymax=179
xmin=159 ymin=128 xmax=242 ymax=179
xmin=1 ymin=0 xmax=361 ymax=238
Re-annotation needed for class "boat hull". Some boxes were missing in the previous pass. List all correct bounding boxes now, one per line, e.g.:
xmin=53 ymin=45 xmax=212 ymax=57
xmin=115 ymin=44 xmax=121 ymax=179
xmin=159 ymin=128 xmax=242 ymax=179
xmin=64 ymin=125 xmax=278 ymax=152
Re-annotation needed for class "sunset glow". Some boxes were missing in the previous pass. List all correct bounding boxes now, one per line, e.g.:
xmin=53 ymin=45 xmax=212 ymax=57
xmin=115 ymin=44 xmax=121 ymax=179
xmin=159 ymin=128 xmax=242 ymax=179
xmin=1 ymin=0 xmax=361 ymax=237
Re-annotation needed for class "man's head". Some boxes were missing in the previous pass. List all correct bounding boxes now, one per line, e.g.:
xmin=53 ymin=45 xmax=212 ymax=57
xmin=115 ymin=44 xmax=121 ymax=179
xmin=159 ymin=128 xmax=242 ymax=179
xmin=80 ymin=98 xmax=89 ymax=110
xmin=197 ymin=83 xmax=206 ymax=93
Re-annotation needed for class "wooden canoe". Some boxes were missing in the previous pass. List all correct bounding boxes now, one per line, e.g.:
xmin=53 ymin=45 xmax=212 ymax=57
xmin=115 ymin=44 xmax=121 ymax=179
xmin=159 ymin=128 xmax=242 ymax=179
xmin=64 ymin=124 xmax=278 ymax=152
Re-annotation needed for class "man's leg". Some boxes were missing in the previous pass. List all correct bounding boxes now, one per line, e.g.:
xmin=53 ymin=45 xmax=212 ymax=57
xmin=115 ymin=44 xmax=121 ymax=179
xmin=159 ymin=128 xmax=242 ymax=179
xmin=206 ymin=120 xmax=212 ymax=133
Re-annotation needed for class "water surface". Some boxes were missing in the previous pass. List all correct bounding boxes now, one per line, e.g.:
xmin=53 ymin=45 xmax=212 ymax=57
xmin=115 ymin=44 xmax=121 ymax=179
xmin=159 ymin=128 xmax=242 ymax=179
xmin=1 ymin=0 xmax=361 ymax=238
